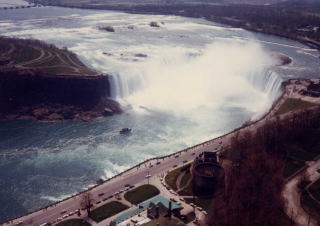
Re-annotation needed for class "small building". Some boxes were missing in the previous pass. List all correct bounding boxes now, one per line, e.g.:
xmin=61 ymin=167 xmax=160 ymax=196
xmin=110 ymin=196 xmax=181 ymax=225
xmin=192 ymin=151 xmax=224 ymax=196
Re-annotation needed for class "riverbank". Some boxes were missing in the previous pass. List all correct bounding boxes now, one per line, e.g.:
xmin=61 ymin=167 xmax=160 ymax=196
xmin=4 ymin=77 xmax=319 ymax=225
xmin=38 ymin=2 xmax=320 ymax=51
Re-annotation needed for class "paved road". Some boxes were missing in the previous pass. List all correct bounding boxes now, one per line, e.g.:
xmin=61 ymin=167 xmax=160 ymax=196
xmin=283 ymin=159 xmax=320 ymax=226
xmin=6 ymin=104 xmax=320 ymax=226
xmin=6 ymin=135 xmax=228 ymax=225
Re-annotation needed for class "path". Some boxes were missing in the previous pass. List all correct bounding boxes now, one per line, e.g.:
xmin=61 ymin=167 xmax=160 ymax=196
xmin=282 ymin=159 xmax=320 ymax=226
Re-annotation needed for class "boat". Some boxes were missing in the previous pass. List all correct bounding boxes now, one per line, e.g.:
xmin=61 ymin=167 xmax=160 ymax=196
xmin=120 ymin=128 xmax=132 ymax=135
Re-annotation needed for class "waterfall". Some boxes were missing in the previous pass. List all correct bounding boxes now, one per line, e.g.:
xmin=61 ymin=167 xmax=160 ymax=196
xmin=263 ymin=71 xmax=283 ymax=100
xmin=109 ymin=41 xmax=283 ymax=116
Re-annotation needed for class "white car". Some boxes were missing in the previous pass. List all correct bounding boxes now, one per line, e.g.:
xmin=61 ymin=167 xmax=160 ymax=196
xmin=145 ymin=174 xmax=151 ymax=178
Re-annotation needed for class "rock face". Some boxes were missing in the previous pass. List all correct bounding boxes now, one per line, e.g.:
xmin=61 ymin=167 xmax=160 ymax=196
xmin=0 ymin=69 xmax=121 ymax=121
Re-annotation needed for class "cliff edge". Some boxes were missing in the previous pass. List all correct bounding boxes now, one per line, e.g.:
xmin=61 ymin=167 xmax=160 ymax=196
xmin=0 ymin=37 xmax=121 ymax=121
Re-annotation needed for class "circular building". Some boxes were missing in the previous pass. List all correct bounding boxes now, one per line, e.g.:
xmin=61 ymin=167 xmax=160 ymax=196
xmin=192 ymin=152 xmax=224 ymax=196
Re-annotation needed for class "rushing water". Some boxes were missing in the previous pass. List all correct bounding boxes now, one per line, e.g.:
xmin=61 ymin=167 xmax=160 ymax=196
xmin=0 ymin=6 xmax=319 ymax=222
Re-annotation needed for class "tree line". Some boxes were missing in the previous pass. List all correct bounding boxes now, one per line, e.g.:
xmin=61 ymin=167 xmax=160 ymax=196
xmin=208 ymin=107 xmax=320 ymax=226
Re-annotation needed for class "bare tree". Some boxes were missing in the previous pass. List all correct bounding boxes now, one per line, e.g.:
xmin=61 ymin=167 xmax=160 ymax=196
xmin=80 ymin=192 xmax=94 ymax=218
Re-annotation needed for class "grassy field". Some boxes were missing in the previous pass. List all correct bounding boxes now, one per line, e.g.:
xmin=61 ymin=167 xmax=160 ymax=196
xmin=165 ymin=164 xmax=191 ymax=191
xmin=56 ymin=219 xmax=91 ymax=226
xmin=90 ymin=201 xmax=129 ymax=222
xmin=276 ymin=98 xmax=317 ymax=115
xmin=12 ymin=45 xmax=41 ymax=64
xmin=180 ymin=170 xmax=191 ymax=188
xmin=124 ymin=184 xmax=160 ymax=205
xmin=178 ymin=180 xmax=193 ymax=196
xmin=0 ymin=37 xmax=97 ymax=76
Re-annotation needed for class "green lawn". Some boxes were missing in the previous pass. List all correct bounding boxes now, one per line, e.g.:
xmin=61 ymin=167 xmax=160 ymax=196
xmin=165 ymin=164 xmax=191 ymax=191
xmin=39 ymin=66 xmax=76 ymax=74
xmin=178 ymin=180 xmax=193 ymax=196
xmin=124 ymin=184 xmax=160 ymax=205
xmin=180 ymin=170 xmax=191 ymax=188
xmin=276 ymin=98 xmax=316 ymax=115
xmin=90 ymin=201 xmax=129 ymax=222
xmin=12 ymin=45 xmax=41 ymax=64
xmin=56 ymin=219 xmax=91 ymax=226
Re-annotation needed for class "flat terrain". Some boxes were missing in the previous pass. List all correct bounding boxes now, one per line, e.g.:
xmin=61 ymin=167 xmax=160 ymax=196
xmin=124 ymin=184 xmax=160 ymax=205
xmin=0 ymin=37 xmax=99 ymax=76
xmin=90 ymin=201 xmax=129 ymax=222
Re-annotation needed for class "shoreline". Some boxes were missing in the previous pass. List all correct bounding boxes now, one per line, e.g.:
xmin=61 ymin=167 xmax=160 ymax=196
xmin=4 ymin=77 xmax=319 ymax=225
xmin=44 ymin=3 xmax=320 ymax=51
xmin=1 ymin=6 xmax=319 ymax=224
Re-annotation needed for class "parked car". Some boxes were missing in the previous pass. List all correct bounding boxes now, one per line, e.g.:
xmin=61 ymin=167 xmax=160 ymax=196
xmin=60 ymin=210 xmax=67 ymax=215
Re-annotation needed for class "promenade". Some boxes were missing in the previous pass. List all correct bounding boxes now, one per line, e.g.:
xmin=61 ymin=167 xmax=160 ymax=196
xmin=4 ymin=78 xmax=320 ymax=226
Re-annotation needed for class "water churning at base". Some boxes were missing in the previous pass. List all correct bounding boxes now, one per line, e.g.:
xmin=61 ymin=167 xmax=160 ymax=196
xmin=110 ymin=41 xmax=282 ymax=118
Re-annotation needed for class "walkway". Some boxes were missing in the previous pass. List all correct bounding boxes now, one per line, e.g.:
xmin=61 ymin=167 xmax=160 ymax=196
xmin=283 ymin=159 xmax=320 ymax=226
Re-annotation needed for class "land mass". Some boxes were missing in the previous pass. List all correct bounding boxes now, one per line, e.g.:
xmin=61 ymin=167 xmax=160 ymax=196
xmin=32 ymin=0 xmax=320 ymax=50
xmin=0 ymin=37 xmax=121 ymax=121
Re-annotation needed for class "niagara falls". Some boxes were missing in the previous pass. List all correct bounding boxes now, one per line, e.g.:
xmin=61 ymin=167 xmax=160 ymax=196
xmin=0 ymin=4 xmax=320 ymax=224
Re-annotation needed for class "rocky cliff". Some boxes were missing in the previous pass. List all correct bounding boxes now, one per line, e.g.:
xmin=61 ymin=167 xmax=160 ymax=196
xmin=0 ymin=37 xmax=121 ymax=121
xmin=0 ymin=69 xmax=120 ymax=121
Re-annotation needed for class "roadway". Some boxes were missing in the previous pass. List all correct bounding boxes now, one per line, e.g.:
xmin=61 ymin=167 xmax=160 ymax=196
xmin=6 ymin=88 xmax=320 ymax=225
xmin=6 ymin=133 xmax=228 ymax=226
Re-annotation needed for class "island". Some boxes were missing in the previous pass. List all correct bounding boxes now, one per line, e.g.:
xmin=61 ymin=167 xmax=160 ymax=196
xmin=0 ymin=37 xmax=121 ymax=121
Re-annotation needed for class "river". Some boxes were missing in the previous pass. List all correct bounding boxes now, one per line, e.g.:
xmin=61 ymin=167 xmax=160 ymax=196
xmin=0 ymin=6 xmax=319 ymax=222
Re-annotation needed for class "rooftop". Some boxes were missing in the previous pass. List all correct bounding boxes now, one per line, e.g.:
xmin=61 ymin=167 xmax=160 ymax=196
xmin=112 ymin=196 xmax=180 ymax=224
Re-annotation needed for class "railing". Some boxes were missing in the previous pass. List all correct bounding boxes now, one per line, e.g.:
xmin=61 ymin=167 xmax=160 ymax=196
xmin=4 ymin=80 xmax=320 ymax=224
